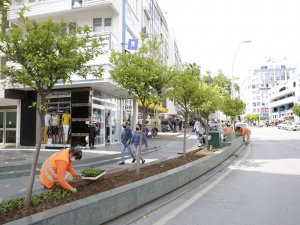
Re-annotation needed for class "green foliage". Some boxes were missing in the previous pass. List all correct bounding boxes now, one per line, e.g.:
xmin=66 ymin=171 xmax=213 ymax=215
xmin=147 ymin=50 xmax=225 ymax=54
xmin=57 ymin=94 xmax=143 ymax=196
xmin=292 ymin=103 xmax=300 ymax=117
xmin=245 ymin=114 xmax=262 ymax=122
xmin=110 ymin=33 xmax=168 ymax=110
xmin=0 ymin=189 xmax=72 ymax=215
xmin=81 ymin=167 xmax=102 ymax=177
xmin=194 ymin=82 xmax=224 ymax=120
xmin=0 ymin=8 xmax=103 ymax=111
xmin=166 ymin=65 xmax=199 ymax=113
xmin=201 ymin=70 xmax=239 ymax=96
xmin=221 ymin=96 xmax=246 ymax=118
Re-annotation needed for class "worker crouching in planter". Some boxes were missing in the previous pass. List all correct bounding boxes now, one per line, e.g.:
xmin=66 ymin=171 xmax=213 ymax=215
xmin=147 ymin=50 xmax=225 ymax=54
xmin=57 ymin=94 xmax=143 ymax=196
xmin=39 ymin=147 xmax=82 ymax=193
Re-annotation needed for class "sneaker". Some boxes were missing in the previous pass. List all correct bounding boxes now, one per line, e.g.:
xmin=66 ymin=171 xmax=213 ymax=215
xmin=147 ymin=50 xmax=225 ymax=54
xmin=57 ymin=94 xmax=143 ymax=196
xmin=142 ymin=159 xmax=145 ymax=164
xmin=131 ymin=159 xmax=136 ymax=163
xmin=119 ymin=161 xmax=125 ymax=165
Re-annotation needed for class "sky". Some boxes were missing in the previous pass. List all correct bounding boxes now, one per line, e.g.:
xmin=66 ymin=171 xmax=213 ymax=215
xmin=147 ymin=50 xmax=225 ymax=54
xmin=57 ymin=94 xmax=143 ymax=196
xmin=157 ymin=0 xmax=300 ymax=82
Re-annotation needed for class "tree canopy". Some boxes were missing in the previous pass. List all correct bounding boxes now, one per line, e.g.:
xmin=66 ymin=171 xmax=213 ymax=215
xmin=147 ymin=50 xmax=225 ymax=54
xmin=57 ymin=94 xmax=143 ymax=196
xmin=292 ymin=103 xmax=300 ymax=117
xmin=0 ymin=9 xmax=104 ymax=207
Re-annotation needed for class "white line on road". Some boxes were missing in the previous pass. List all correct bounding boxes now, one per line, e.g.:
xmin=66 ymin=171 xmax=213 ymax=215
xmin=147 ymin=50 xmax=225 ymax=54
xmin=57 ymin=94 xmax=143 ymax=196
xmin=152 ymin=145 xmax=251 ymax=225
xmin=18 ymin=189 xmax=26 ymax=193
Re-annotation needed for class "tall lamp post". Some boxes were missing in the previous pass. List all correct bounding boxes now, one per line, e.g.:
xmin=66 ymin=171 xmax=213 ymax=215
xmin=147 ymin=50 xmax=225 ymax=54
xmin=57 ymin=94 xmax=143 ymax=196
xmin=231 ymin=40 xmax=252 ymax=97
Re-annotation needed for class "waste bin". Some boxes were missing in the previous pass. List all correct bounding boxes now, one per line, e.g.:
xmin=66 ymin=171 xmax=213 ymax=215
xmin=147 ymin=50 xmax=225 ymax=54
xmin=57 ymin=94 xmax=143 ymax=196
xmin=208 ymin=131 xmax=223 ymax=148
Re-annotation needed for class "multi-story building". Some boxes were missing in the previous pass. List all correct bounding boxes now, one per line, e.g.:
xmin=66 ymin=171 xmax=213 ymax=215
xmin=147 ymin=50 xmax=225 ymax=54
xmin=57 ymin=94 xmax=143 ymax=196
xmin=269 ymin=73 xmax=300 ymax=122
xmin=0 ymin=0 xmax=182 ymax=147
xmin=240 ymin=59 xmax=296 ymax=121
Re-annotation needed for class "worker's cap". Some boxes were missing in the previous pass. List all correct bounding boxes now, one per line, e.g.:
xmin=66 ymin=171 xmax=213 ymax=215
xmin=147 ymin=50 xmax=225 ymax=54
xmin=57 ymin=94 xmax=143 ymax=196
xmin=70 ymin=147 xmax=82 ymax=160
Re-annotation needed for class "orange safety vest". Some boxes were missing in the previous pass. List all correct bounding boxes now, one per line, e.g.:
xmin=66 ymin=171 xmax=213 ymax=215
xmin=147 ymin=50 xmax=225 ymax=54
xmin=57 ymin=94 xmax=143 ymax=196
xmin=241 ymin=127 xmax=251 ymax=135
xmin=39 ymin=148 xmax=72 ymax=188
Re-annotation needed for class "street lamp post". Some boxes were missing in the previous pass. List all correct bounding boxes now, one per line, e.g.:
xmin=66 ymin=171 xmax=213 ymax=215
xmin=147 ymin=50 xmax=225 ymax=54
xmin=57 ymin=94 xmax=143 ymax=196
xmin=231 ymin=40 xmax=252 ymax=97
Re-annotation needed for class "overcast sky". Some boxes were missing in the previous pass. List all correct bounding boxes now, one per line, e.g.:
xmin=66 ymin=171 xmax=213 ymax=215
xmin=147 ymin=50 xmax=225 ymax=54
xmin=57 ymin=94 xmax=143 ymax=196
xmin=158 ymin=0 xmax=300 ymax=81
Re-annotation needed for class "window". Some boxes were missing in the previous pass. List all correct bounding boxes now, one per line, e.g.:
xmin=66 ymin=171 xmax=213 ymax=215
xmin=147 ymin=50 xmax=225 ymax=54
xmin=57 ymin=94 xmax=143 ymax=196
xmin=93 ymin=18 xmax=102 ymax=32
xmin=62 ymin=22 xmax=77 ymax=33
xmin=104 ymin=18 xmax=112 ymax=32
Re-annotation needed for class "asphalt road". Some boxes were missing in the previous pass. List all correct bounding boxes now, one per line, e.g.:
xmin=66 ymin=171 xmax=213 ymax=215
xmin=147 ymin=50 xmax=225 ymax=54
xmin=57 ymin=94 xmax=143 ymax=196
xmin=104 ymin=126 xmax=300 ymax=225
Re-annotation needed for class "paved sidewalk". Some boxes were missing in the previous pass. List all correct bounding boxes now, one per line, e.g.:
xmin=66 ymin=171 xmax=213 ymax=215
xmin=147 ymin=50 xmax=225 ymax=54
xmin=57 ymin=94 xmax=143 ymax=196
xmin=0 ymin=132 xmax=198 ymax=201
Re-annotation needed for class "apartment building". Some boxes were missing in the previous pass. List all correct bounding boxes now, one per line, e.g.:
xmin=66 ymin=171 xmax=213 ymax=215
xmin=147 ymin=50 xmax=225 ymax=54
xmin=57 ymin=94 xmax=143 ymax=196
xmin=240 ymin=59 xmax=296 ymax=121
xmin=0 ymin=0 xmax=182 ymax=147
xmin=1 ymin=0 xmax=142 ymax=148
xmin=269 ymin=73 xmax=300 ymax=122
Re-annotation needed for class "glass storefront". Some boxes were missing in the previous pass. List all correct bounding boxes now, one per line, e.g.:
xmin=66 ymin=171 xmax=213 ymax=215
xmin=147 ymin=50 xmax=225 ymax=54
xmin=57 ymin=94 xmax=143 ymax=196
xmin=92 ymin=90 xmax=122 ymax=146
xmin=0 ymin=111 xmax=17 ymax=146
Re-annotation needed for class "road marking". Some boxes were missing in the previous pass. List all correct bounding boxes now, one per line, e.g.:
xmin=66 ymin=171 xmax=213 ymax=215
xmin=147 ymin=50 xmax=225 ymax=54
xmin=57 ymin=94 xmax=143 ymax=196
xmin=153 ymin=146 xmax=251 ymax=225
xmin=18 ymin=188 xmax=26 ymax=193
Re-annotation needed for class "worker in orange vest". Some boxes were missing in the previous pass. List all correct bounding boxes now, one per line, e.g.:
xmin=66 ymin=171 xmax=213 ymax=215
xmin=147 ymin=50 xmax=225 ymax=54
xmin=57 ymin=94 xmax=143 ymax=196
xmin=39 ymin=147 xmax=82 ymax=193
xmin=236 ymin=126 xmax=251 ymax=144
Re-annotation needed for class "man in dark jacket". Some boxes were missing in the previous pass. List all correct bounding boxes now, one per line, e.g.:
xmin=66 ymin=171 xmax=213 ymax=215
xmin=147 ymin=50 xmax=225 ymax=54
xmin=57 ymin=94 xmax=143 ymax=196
xmin=119 ymin=122 xmax=136 ymax=165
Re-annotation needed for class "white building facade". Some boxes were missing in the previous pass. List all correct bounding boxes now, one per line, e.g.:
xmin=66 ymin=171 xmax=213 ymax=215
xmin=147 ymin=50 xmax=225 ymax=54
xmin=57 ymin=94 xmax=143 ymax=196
xmin=0 ymin=0 xmax=182 ymax=147
xmin=240 ymin=60 xmax=296 ymax=121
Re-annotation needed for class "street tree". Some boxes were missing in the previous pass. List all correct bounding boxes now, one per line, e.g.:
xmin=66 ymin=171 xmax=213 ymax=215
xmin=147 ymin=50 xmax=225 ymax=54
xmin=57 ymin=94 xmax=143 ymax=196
xmin=221 ymin=96 xmax=246 ymax=123
xmin=0 ymin=0 xmax=11 ymax=75
xmin=0 ymin=9 xmax=103 ymax=207
xmin=245 ymin=114 xmax=263 ymax=125
xmin=201 ymin=70 xmax=239 ymax=96
xmin=110 ymin=33 xmax=168 ymax=173
xmin=292 ymin=103 xmax=300 ymax=117
xmin=166 ymin=66 xmax=199 ymax=156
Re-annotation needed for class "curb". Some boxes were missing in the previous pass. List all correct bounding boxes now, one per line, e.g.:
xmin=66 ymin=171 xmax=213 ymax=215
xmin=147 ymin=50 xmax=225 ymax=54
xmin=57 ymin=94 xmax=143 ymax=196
xmin=4 ymin=137 xmax=244 ymax=225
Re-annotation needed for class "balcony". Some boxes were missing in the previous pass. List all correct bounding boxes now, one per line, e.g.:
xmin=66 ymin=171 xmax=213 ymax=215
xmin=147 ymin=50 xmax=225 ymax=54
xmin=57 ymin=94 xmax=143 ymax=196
xmin=9 ymin=0 xmax=120 ymax=20
xmin=269 ymin=96 xmax=296 ymax=108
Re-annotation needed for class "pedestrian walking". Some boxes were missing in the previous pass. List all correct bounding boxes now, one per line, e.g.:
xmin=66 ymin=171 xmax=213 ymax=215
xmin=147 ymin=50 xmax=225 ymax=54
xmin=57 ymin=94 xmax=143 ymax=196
xmin=119 ymin=122 xmax=136 ymax=165
xmin=130 ymin=124 xmax=147 ymax=164
xmin=39 ymin=147 xmax=82 ymax=193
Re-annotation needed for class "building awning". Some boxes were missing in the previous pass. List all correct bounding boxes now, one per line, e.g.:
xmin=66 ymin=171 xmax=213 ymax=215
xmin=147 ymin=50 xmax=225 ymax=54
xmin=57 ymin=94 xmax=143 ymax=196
xmin=138 ymin=100 xmax=168 ymax=113
xmin=4 ymin=78 xmax=132 ymax=99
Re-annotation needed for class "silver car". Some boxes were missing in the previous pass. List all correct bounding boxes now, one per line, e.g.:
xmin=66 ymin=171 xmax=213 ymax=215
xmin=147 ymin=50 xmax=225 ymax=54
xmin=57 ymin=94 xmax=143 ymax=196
xmin=286 ymin=122 xmax=300 ymax=131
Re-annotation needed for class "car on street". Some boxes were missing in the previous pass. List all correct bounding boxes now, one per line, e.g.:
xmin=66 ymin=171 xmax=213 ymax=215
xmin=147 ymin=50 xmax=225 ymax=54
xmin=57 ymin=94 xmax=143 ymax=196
xmin=286 ymin=122 xmax=300 ymax=131
xmin=277 ymin=121 xmax=288 ymax=129
xmin=280 ymin=121 xmax=293 ymax=130
xmin=235 ymin=122 xmax=248 ymax=128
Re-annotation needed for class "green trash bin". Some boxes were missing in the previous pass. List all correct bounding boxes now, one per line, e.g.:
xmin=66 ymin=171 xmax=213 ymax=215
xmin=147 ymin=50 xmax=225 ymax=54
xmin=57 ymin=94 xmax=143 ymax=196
xmin=208 ymin=131 xmax=223 ymax=148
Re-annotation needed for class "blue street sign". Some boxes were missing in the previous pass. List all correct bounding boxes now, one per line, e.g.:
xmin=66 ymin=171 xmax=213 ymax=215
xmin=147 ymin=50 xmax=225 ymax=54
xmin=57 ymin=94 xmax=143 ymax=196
xmin=128 ymin=39 xmax=138 ymax=50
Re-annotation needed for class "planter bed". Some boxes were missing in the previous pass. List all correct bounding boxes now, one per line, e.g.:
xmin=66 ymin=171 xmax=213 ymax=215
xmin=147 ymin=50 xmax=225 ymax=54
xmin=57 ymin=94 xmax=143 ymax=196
xmin=2 ymin=137 xmax=244 ymax=225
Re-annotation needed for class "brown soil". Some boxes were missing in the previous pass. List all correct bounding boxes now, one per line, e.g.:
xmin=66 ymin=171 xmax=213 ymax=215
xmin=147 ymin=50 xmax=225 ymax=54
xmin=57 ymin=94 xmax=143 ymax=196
xmin=1 ymin=149 xmax=213 ymax=224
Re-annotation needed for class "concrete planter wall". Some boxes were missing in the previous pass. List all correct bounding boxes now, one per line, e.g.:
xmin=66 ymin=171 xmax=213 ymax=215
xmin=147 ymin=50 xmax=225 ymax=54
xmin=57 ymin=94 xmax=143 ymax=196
xmin=6 ymin=138 xmax=244 ymax=225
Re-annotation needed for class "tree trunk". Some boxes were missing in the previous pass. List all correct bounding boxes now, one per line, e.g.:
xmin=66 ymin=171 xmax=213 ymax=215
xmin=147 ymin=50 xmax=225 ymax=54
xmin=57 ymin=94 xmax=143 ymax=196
xmin=183 ymin=111 xmax=188 ymax=158
xmin=136 ymin=105 xmax=147 ymax=175
xmin=24 ymin=110 xmax=45 ymax=208
xmin=205 ymin=116 xmax=210 ymax=150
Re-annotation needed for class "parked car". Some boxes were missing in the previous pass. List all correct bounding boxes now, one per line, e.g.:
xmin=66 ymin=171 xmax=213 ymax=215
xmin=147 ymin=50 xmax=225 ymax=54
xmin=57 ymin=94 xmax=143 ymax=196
xmin=235 ymin=122 xmax=248 ymax=128
xmin=277 ymin=122 xmax=288 ymax=129
xmin=286 ymin=122 xmax=300 ymax=131
xmin=280 ymin=121 xmax=293 ymax=130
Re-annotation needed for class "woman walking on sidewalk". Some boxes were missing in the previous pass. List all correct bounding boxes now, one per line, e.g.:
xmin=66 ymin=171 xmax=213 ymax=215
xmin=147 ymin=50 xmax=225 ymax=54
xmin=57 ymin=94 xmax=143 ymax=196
xmin=131 ymin=124 xmax=147 ymax=164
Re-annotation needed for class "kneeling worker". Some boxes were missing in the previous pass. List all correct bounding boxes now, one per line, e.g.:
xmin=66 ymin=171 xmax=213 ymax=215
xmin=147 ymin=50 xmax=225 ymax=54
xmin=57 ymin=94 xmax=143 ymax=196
xmin=39 ymin=147 xmax=82 ymax=193
xmin=237 ymin=126 xmax=251 ymax=144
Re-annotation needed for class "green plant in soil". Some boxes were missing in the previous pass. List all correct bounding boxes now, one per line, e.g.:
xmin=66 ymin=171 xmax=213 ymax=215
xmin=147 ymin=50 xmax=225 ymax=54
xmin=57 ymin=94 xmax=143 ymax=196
xmin=0 ymin=189 xmax=72 ymax=215
xmin=81 ymin=167 xmax=102 ymax=177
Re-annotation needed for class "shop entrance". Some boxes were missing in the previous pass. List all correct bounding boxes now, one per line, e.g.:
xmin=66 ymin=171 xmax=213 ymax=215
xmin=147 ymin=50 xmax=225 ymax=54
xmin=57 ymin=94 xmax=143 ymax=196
xmin=0 ymin=111 xmax=17 ymax=146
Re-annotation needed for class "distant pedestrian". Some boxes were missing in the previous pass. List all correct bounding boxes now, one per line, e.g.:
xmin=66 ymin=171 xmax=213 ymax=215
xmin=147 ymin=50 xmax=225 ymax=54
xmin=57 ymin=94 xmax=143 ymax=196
xmin=151 ymin=126 xmax=158 ymax=138
xmin=178 ymin=120 xmax=183 ymax=131
xmin=130 ymin=124 xmax=147 ymax=164
xmin=119 ymin=122 xmax=136 ymax=165
xmin=88 ymin=122 xmax=96 ymax=149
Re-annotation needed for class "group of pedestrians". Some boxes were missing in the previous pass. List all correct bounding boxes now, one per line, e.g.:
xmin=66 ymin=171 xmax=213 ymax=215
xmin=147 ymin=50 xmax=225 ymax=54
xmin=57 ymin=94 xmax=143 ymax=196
xmin=119 ymin=122 xmax=147 ymax=165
